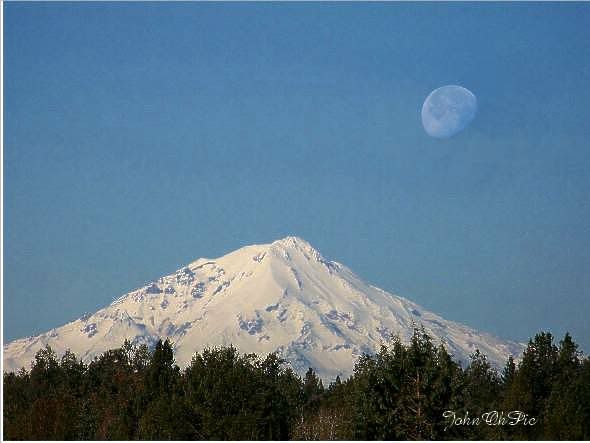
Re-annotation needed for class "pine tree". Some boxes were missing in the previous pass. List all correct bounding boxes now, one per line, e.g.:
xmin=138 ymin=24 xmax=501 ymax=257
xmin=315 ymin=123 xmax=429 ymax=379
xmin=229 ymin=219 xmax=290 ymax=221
xmin=302 ymin=367 xmax=324 ymax=412
xmin=502 ymin=331 xmax=558 ymax=439
xmin=5 ymin=329 xmax=590 ymax=440
xmin=542 ymin=333 xmax=584 ymax=439
xmin=502 ymin=355 xmax=516 ymax=387
xmin=146 ymin=339 xmax=177 ymax=395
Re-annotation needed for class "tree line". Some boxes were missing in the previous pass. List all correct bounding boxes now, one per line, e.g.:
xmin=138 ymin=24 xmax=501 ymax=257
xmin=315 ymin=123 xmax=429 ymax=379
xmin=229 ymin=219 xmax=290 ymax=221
xmin=3 ymin=328 xmax=590 ymax=440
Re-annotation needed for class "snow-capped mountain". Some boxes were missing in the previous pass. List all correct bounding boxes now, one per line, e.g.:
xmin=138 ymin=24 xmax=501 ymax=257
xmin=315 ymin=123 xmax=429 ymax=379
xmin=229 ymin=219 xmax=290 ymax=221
xmin=3 ymin=236 xmax=523 ymax=381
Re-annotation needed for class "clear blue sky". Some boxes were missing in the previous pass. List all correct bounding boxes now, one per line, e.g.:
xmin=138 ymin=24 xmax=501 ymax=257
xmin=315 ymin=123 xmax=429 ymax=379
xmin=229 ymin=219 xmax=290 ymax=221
xmin=4 ymin=3 xmax=590 ymax=352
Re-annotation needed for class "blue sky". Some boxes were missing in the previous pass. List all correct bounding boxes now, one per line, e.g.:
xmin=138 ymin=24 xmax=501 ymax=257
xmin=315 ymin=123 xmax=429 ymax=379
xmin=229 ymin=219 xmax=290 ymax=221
xmin=4 ymin=3 xmax=590 ymax=352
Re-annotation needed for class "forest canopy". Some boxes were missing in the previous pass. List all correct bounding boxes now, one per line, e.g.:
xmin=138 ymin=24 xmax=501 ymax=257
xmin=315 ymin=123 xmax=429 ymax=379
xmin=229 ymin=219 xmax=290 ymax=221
xmin=3 ymin=329 xmax=590 ymax=440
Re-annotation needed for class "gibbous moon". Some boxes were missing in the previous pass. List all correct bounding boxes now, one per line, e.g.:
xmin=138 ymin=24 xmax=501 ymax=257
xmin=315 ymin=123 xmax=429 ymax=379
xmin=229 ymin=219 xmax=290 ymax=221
xmin=421 ymin=85 xmax=477 ymax=138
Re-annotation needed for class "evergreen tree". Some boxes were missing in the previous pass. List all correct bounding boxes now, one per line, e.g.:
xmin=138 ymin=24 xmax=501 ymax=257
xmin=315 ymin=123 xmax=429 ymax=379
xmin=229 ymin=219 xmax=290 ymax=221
xmin=146 ymin=339 xmax=177 ymax=395
xmin=4 ymin=329 xmax=590 ymax=440
xmin=501 ymin=355 xmax=516 ymax=387
xmin=302 ymin=367 xmax=324 ymax=413
xmin=542 ymin=333 xmax=584 ymax=439
xmin=502 ymin=331 xmax=558 ymax=439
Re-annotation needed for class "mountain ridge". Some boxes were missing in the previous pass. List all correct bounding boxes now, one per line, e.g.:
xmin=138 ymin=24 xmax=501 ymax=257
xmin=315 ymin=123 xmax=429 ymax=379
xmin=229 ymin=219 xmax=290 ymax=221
xmin=3 ymin=236 xmax=524 ymax=381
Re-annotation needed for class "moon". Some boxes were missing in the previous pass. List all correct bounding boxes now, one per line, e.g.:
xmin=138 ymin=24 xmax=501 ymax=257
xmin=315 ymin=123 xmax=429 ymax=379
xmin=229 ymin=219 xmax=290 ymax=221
xmin=421 ymin=85 xmax=477 ymax=138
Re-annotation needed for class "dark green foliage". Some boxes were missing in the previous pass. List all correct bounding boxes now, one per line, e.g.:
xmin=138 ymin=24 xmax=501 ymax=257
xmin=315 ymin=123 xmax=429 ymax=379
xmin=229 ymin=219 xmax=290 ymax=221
xmin=184 ymin=346 xmax=298 ymax=439
xmin=501 ymin=332 xmax=559 ymax=439
xmin=302 ymin=367 xmax=324 ymax=412
xmin=502 ymin=355 xmax=516 ymax=386
xmin=3 ymin=331 xmax=590 ymax=440
xmin=342 ymin=330 xmax=465 ymax=440
xmin=461 ymin=350 xmax=502 ymax=439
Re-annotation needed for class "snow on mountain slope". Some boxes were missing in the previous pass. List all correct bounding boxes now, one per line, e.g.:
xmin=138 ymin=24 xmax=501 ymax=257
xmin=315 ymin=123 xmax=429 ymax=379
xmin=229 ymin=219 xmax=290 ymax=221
xmin=3 ymin=236 xmax=523 ymax=381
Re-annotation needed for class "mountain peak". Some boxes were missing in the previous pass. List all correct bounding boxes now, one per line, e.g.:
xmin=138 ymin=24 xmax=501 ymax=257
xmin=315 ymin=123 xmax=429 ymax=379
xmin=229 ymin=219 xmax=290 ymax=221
xmin=4 ymin=237 xmax=524 ymax=382
xmin=270 ymin=235 xmax=312 ymax=249
xmin=269 ymin=236 xmax=326 ymax=262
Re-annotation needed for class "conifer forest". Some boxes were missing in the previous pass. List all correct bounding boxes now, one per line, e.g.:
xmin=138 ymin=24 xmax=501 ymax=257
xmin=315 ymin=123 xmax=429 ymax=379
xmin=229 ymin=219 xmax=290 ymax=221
xmin=3 ymin=329 xmax=590 ymax=440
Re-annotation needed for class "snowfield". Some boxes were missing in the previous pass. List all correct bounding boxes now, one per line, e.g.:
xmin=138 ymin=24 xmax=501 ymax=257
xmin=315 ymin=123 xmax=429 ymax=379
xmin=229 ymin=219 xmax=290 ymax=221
xmin=3 ymin=236 xmax=523 ymax=382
